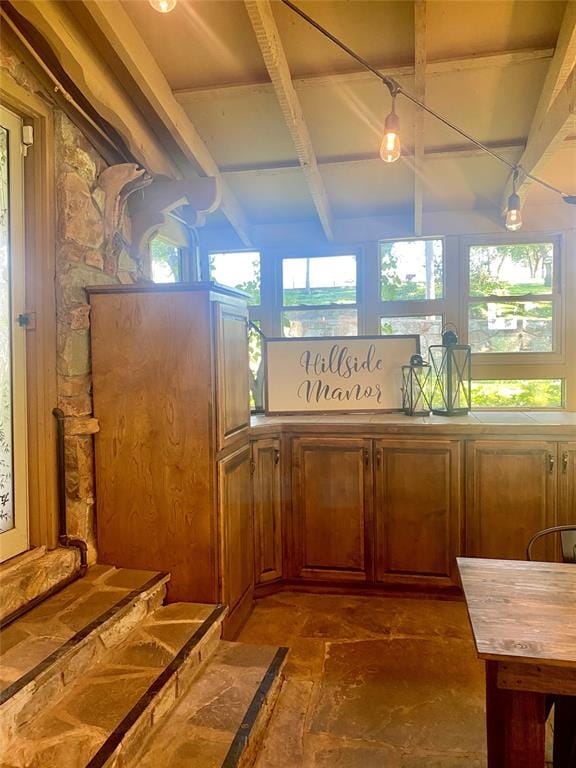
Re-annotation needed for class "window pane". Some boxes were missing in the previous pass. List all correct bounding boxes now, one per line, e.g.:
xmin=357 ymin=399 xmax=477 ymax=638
xmin=471 ymin=380 xmax=563 ymax=408
xmin=469 ymin=301 xmax=554 ymax=353
xmin=283 ymin=308 xmax=358 ymax=337
xmin=248 ymin=321 xmax=263 ymax=411
xmin=380 ymin=315 xmax=443 ymax=355
xmin=469 ymin=243 xmax=554 ymax=297
xmin=210 ymin=251 xmax=260 ymax=305
xmin=151 ymin=238 xmax=181 ymax=283
xmin=380 ymin=239 xmax=443 ymax=301
xmin=282 ymin=255 xmax=356 ymax=306
xmin=0 ymin=125 xmax=13 ymax=533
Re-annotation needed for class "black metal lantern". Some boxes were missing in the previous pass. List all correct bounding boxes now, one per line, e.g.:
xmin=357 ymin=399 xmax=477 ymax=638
xmin=429 ymin=327 xmax=471 ymax=416
xmin=402 ymin=353 xmax=432 ymax=416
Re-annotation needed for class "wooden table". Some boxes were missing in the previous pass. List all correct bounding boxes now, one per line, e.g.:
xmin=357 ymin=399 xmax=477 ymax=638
xmin=457 ymin=557 xmax=576 ymax=768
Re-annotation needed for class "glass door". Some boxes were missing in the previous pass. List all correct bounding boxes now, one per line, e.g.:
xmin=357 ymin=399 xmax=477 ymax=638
xmin=0 ymin=106 xmax=28 ymax=562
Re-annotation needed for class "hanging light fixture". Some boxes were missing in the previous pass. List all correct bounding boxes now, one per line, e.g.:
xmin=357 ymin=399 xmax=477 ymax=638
xmin=279 ymin=0 xmax=576 ymax=225
xmin=149 ymin=0 xmax=177 ymax=13
xmin=380 ymin=92 xmax=401 ymax=164
xmin=505 ymin=168 xmax=523 ymax=232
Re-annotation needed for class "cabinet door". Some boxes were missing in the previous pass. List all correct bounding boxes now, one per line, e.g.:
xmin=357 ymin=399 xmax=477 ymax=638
xmin=252 ymin=438 xmax=283 ymax=584
xmin=218 ymin=444 xmax=254 ymax=631
xmin=290 ymin=437 xmax=372 ymax=581
xmin=214 ymin=301 xmax=250 ymax=451
xmin=374 ymin=439 xmax=463 ymax=585
xmin=559 ymin=442 xmax=576 ymax=525
xmin=466 ymin=440 xmax=557 ymax=561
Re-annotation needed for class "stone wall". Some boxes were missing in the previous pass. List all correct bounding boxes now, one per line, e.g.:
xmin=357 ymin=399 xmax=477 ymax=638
xmin=1 ymin=39 xmax=143 ymax=563
xmin=55 ymin=113 xmax=143 ymax=562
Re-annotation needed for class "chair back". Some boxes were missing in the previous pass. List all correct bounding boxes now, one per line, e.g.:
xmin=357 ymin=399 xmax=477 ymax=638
xmin=526 ymin=525 xmax=576 ymax=563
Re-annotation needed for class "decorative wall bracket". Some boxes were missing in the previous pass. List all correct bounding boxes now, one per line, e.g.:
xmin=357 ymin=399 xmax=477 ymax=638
xmin=128 ymin=177 xmax=220 ymax=261
xmin=95 ymin=163 xmax=152 ymax=275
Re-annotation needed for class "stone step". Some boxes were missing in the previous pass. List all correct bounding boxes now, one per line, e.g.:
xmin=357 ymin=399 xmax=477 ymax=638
xmin=131 ymin=642 xmax=288 ymax=768
xmin=0 ymin=564 xmax=169 ymax=746
xmin=3 ymin=602 xmax=227 ymax=768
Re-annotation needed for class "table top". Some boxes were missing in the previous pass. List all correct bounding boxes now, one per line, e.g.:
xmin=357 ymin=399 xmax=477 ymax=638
xmin=457 ymin=557 xmax=576 ymax=667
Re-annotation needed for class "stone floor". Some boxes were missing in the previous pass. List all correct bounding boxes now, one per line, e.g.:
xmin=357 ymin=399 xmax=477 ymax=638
xmin=238 ymin=591 xmax=488 ymax=768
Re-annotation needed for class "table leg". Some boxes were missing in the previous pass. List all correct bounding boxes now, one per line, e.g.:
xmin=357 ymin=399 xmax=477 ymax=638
xmin=485 ymin=661 xmax=547 ymax=768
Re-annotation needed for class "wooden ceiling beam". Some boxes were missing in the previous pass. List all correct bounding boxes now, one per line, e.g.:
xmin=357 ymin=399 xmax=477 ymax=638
xmin=413 ymin=0 xmax=427 ymax=236
xmin=244 ymin=0 xmax=334 ymax=240
xmin=501 ymin=0 xmax=576 ymax=208
xmin=174 ymin=47 xmax=554 ymax=104
xmin=218 ymin=139 xmax=535 ymax=175
xmin=65 ymin=0 xmax=252 ymax=245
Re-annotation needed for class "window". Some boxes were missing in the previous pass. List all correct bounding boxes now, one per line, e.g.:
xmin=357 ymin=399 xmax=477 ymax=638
xmin=209 ymin=250 xmax=260 ymax=305
xmin=0 ymin=106 xmax=28 ymax=561
xmin=465 ymin=239 xmax=563 ymax=408
xmin=282 ymin=255 xmax=358 ymax=336
xmin=202 ymin=234 xmax=571 ymax=411
xmin=380 ymin=238 xmax=443 ymax=301
xmin=471 ymin=380 xmax=563 ymax=409
xmin=150 ymin=237 xmax=182 ymax=283
xmin=467 ymin=243 xmax=556 ymax=354
xmin=380 ymin=315 xmax=443 ymax=355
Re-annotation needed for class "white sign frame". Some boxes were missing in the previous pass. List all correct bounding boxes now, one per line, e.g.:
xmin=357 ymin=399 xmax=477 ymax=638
xmin=264 ymin=335 xmax=420 ymax=414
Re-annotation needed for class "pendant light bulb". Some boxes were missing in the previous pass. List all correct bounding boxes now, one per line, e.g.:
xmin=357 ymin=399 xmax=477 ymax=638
xmin=149 ymin=0 xmax=177 ymax=13
xmin=380 ymin=99 xmax=401 ymax=164
xmin=505 ymin=169 xmax=522 ymax=231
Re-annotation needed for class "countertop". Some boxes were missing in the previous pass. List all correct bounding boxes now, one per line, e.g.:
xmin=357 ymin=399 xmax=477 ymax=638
xmin=250 ymin=411 xmax=576 ymax=437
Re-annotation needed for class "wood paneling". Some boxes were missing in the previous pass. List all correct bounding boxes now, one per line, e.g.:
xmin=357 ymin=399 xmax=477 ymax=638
xmin=91 ymin=290 xmax=217 ymax=603
xmin=291 ymin=437 xmax=372 ymax=581
xmin=374 ymin=439 xmax=462 ymax=584
xmin=215 ymin=301 xmax=250 ymax=451
xmin=218 ymin=444 xmax=254 ymax=617
xmin=252 ymin=438 xmax=282 ymax=584
xmin=466 ymin=440 xmax=557 ymax=561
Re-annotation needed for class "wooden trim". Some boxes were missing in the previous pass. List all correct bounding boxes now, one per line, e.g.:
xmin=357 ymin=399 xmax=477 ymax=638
xmin=1 ymin=71 xmax=58 ymax=549
xmin=244 ymin=0 xmax=334 ymax=241
xmin=174 ymin=47 xmax=555 ymax=102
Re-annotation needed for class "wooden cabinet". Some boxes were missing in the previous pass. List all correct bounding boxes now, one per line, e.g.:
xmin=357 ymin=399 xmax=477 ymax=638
xmin=374 ymin=439 xmax=462 ymax=585
xmin=466 ymin=440 xmax=557 ymax=561
xmin=89 ymin=283 xmax=252 ymax=632
xmin=559 ymin=442 xmax=576 ymax=525
xmin=290 ymin=437 xmax=373 ymax=581
xmin=252 ymin=438 xmax=283 ymax=584
xmin=214 ymin=301 xmax=250 ymax=451
xmin=218 ymin=444 xmax=254 ymax=636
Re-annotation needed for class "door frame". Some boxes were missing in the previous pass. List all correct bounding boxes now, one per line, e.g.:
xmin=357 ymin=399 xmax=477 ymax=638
xmin=1 ymin=67 xmax=58 ymax=559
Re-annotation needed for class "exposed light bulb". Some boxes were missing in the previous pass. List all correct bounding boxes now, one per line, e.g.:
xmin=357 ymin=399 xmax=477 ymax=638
xmin=380 ymin=106 xmax=401 ymax=163
xmin=149 ymin=0 xmax=177 ymax=13
xmin=505 ymin=191 xmax=522 ymax=231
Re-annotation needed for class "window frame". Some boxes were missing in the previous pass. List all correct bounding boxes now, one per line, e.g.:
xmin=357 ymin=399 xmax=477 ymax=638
xmin=200 ymin=229 xmax=572 ymax=411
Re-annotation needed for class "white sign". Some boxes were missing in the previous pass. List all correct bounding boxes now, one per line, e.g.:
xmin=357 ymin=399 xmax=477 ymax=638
xmin=265 ymin=335 xmax=419 ymax=414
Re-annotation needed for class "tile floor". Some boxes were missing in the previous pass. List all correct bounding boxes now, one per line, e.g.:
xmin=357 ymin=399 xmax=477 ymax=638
xmin=238 ymin=592 xmax=488 ymax=768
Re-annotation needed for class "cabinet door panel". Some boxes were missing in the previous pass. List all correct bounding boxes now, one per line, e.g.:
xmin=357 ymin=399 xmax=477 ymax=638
xmin=466 ymin=441 xmax=557 ymax=561
xmin=252 ymin=438 xmax=283 ymax=583
xmin=218 ymin=444 xmax=254 ymax=615
xmin=215 ymin=302 xmax=250 ymax=451
xmin=291 ymin=438 xmax=372 ymax=581
xmin=375 ymin=439 xmax=462 ymax=584
xmin=559 ymin=442 xmax=576 ymax=526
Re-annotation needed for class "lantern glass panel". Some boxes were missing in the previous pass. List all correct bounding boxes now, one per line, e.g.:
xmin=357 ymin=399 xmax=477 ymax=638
xmin=402 ymin=364 xmax=431 ymax=416
xmin=429 ymin=344 xmax=471 ymax=415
